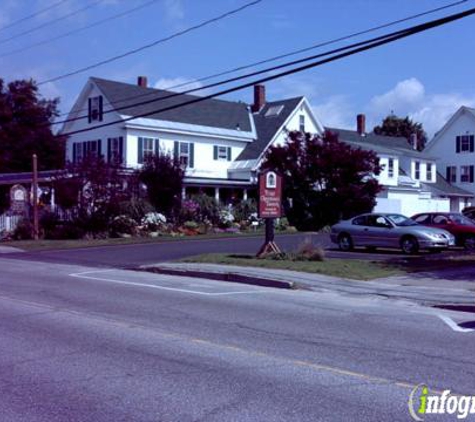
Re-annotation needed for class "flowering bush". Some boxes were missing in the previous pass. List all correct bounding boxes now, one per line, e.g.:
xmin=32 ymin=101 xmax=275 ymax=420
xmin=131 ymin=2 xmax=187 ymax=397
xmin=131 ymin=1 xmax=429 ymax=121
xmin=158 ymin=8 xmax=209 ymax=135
xmin=141 ymin=212 xmax=167 ymax=231
xmin=218 ymin=208 xmax=235 ymax=228
xmin=179 ymin=199 xmax=200 ymax=222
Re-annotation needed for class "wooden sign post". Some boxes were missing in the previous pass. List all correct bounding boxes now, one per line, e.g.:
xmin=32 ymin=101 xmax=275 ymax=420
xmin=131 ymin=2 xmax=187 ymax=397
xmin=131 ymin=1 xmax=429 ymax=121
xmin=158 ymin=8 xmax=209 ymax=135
xmin=257 ymin=170 xmax=283 ymax=257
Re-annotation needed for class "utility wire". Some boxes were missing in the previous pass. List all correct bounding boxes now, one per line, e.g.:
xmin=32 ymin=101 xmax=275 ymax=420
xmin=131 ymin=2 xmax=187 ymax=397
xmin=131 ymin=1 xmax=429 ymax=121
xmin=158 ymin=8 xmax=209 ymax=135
xmin=53 ymin=0 xmax=468 ymax=120
xmin=0 ymin=0 xmax=69 ymax=33
xmin=54 ymin=1 xmax=471 ymax=128
xmin=59 ymin=6 xmax=475 ymax=138
xmin=38 ymin=0 xmax=263 ymax=86
xmin=0 ymin=0 xmax=103 ymax=47
xmin=0 ymin=0 xmax=162 ymax=59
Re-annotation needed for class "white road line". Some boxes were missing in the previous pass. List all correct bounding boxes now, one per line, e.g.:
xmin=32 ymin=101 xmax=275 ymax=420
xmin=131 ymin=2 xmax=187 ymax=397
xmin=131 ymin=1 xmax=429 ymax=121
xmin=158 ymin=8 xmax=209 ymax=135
xmin=437 ymin=314 xmax=475 ymax=333
xmin=69 ymin=271 xmax=267 ymax=296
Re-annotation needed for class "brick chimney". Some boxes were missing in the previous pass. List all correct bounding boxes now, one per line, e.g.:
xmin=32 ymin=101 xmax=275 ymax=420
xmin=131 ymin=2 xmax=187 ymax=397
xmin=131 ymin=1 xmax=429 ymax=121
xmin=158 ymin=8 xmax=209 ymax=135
xmin=410 ymin=133 xmax=418 ymax=150
xmin=356 ymin=114 xmax=366 ymax=136
xmin=251 ymin=84 xmax=266 ymax=113
xmin=137 ymin=76 xmax=148 ymax=88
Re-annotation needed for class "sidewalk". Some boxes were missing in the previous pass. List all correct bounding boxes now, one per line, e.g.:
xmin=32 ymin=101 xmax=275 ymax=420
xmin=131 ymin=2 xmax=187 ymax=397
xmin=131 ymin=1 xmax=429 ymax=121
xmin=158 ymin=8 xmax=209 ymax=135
xmin=0 ymin=245 xmax=23 ymax=254
xmin=141 ymin=262 xmax=475 ymax=306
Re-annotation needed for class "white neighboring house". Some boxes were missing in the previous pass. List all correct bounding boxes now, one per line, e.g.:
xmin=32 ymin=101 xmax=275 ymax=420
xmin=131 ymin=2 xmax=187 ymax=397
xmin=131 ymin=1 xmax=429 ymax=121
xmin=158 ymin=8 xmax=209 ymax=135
xmin=425 ymin=106 xmax=475 ymax=211
xmin=327 ymin=115 xmax=472 ymax=216
xmin=61 ymin=77 xmax=323 ymax=202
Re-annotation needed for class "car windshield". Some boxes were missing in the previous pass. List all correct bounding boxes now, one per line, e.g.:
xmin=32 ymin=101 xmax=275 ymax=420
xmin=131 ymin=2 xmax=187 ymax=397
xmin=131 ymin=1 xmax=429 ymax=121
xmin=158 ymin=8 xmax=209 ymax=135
xmin=386 ymin=214 xmax=418 ymax=227
xmin=448 ymin=213 xmax=475 ymax=226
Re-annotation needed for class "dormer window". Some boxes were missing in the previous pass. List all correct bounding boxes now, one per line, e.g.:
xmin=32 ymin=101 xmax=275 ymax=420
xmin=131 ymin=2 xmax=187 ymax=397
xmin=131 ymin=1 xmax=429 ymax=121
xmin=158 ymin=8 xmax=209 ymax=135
xmin=387 ymin=158 xmax=394 ymax=178
xmin=299 ymin=115 xmax=305 ymax=132
xmin=426 ymin=163 xmax=433 ymax=181
xmin=88 ymin=95 xmax=103 ymax=123
xmin=414 ymin=161 xmax=420 ymax=180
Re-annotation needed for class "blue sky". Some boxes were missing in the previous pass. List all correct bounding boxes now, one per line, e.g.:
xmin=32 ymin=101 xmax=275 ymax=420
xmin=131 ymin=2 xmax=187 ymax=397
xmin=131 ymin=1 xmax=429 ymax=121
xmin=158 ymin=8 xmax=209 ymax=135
xmin=1 ymin=0 xmax=475 ymax=137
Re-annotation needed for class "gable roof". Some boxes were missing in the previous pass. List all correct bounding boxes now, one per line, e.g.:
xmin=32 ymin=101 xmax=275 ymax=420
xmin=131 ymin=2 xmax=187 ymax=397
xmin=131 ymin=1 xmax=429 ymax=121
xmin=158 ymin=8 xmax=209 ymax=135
xmin=91 ymin=77 xmax=253 ymax=132
xmin=421 ymin=172 xmax=473 ymax=198
xmin=236 ymin=97 xmax=304 ymax=161
xmin=426 ymin=105 xmax=475 ymax=151
xmin=326 ymin=127 xmax=434 ymax=159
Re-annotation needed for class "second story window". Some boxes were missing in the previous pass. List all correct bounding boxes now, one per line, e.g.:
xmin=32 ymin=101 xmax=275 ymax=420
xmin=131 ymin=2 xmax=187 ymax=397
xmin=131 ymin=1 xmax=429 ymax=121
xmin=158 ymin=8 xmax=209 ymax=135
xmin=446 ymin=166 xmax=457 ymax=183
xmin=138 ymin=137 xmax=159 ymax=164
xmin=299 ymin=115 xmax=305 ymax=132
xmin=426 ymin=163 xmax=433 ymax=181
xmin=414 ymin=161 xmax=420 ymax=180
xmin=174 ymin=141 xmax=194 ymax=168
xmin=213 ymin=145 xmax=232 ymax=161
xmin=456 ymin=135 xmax=474 ymax=153
xmin=88 ymin=96 xmax=103 ymax=123
xmin=387 ymin=158 xmax=394 ymax=178
xmin=460 ymin=165 xmax=474 ymax=183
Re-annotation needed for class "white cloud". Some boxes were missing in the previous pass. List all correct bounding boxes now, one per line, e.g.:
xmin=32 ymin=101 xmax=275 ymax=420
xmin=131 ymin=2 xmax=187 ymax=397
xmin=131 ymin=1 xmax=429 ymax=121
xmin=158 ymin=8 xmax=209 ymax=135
xmin=154 ymin=77 xmax=207 ymax=95
xmin=163 ymin=0 xmax=184 ymax=22
xmin=312 ymin=95 xmax=354 ymax=130
xmin=366 ymin=78 xmax=475 ymax=137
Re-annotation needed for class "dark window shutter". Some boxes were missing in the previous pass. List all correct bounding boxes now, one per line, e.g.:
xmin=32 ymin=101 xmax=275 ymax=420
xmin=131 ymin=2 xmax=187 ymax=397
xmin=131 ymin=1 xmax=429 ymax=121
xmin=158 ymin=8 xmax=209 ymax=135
xmin=189 ymin=143 xmax=194 ymax=168
xmin=97 ymin=139 xmax=102 ymax=157
xmin=73 ymin=143 xmax=77 ymax=163
xmin=213 ymin=146 xmax=218 ymax=160
xmin=88 ymin=98 xmax=92 ymax=123
xmin=138 ymin=137 xmax=143 ymax=164
xmin=107 ymin=138 xmax=112 ymax=162
xmin=470 ymin=166 xmax=474 ymax=183
xmin=174 ymin=141 xmax=179 ymax=159
xmin=98 ymin=96 xmax=103 ymax=121
xmin=456 ymin=136 xmax=461 ymax=153
xmin=119 ymin=137 xmax=124 ymax=164
xmin=471 ymin=135 xmax=474 ymax=152
xmin=227 ymin=147 xmax=232 ymax=161
xmin=446 ymin=166 xmax=451 ymax=183
xmin=154 ymin=138 xmax=159 ymax=156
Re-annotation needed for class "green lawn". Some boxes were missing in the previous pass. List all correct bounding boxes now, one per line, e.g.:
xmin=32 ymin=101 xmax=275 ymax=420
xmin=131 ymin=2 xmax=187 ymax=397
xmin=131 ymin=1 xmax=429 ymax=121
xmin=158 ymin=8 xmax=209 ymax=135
xmin=180 ymin=253 xmax=404 ymax=280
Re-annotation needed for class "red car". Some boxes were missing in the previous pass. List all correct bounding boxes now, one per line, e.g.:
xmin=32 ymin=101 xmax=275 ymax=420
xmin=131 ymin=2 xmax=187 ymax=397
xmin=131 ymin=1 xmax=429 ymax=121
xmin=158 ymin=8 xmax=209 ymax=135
xmin=411 ymin=212 xmax=475 ymax=251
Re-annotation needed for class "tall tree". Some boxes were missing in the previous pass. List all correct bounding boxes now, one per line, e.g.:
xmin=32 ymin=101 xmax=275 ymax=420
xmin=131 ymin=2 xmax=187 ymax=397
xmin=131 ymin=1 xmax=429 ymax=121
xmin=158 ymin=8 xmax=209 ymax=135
xmin=373 ymin=115 xmax=427 ymax=150
xmin=0 ymin=78 xmax=65 ymax=173
xmin=263 ymin=131 xmax=383 ymax=231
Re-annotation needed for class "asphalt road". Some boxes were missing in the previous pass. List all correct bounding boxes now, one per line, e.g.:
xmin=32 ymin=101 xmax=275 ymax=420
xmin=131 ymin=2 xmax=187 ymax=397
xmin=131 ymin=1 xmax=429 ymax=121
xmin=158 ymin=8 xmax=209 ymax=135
xmin=1 ymin=256 xmax=474 ymax=421
xmin=3 ymin=232 xmax=445 ymax=269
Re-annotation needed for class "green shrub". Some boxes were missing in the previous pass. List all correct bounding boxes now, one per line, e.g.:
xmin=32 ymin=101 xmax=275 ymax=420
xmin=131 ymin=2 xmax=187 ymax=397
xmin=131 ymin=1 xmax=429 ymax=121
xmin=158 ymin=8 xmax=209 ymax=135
xmin=109 ymin=215 xmax=138 ymax=237
xmin=233 ymin=199 xmax=257 ymax=222
xmin=118 ymin=198 xmax=155 ymax=223
xmin=183 ymin=221 xmax=199 ymax=229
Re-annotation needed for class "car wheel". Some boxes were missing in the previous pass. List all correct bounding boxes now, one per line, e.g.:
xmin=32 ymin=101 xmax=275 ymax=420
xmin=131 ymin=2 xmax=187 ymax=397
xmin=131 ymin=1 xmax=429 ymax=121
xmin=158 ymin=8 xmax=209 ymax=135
xmin=464 ymin=235 xmax=475 ymax=251
xmin=338 ymin=233 xmax=353 ymax=251
xmin=400 ymin=236 xmax=419 ymax=254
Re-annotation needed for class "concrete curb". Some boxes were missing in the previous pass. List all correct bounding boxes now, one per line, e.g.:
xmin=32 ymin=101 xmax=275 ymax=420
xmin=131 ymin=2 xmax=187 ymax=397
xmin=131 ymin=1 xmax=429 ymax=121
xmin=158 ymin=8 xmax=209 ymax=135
xmin=141 ymin=267 xmax=296 ymax=290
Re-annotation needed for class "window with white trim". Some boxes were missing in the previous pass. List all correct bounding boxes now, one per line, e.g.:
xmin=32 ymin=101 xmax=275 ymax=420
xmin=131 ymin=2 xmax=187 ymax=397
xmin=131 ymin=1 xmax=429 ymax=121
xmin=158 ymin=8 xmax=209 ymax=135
xmin=461 ymin=165 xmax=472 ymax=183
xmin=414 ymin=161 xmax=420 ymax=180
xmin=299 ymin=115 xmax=305 ymax=132
xmin=387 ymin=158 xmax=394 ymax=178
xmin=179 ymin=142 xmax=190 ymax=166
xmin=426 ymin=163 xmax=433 ymax=181
xmin=143 ymin=137 xmax=154 ymax=157
xmin=89 ymin=96 xmax=103 ymax=122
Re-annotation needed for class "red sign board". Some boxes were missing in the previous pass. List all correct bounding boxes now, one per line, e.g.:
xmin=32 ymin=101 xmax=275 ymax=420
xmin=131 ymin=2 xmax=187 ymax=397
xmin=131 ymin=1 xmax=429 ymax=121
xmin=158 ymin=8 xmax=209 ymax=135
xmin=258 ymin=171 xmax=283 ymax=218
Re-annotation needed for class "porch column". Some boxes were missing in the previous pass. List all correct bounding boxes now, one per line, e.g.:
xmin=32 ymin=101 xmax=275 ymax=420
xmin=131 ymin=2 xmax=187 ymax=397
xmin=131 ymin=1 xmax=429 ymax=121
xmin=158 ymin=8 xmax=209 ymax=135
xmin=214 ymin=187 xmax=220 ymax=203
xmin=243 ymin=189 xmax=248 ymax=201
xmin=181 ymin=187 xmax=186 ymax=200
xmin=50 ymin=187 xmax=56 ymax=211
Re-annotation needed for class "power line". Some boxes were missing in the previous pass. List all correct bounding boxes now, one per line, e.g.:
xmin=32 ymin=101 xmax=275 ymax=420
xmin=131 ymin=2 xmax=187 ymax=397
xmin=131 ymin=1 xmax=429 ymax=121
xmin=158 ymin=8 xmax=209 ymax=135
xmin=0 ymin=0 xmax=70 ymax=33
xmin=37 ymin=0 xmax=263 ymax=86
xmin=53 ymin=0 xmax=467 ymax=121
xmin=0 ymin=0 xmax=103 ymax=47
xmin=53 ymin=0 xmax=470 ymax=128
xmin=0 ymin=0 xmax=162 ymax=59
xmin=60 ymin=6 xmax=475 ymax=137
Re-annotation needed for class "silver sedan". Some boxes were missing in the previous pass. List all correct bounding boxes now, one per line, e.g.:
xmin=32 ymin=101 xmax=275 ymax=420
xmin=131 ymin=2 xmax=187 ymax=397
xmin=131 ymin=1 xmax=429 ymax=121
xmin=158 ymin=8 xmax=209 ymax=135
xmin=330 ymin=213 xmax=455 ymax=254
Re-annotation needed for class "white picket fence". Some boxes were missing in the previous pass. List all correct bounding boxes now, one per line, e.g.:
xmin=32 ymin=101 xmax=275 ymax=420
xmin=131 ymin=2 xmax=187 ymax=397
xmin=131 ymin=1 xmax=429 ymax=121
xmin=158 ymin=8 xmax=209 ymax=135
xmin=0 ymin=214 xmax=22 ymax=234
